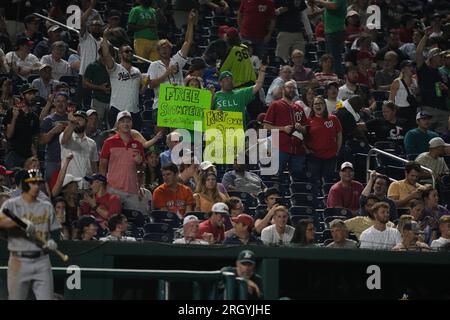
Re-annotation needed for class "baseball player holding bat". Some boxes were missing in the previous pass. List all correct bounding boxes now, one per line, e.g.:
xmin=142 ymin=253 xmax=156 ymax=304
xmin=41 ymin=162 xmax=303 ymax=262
xmin=0 ymin=169 xmax=62 ymax=300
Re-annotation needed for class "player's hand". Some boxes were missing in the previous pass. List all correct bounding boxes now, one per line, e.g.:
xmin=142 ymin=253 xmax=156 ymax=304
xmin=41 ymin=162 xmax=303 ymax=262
xmin=22 ymin=218 xmax=36 ymax=237
xmin=45 ymin=239 xmax=58 ymax=251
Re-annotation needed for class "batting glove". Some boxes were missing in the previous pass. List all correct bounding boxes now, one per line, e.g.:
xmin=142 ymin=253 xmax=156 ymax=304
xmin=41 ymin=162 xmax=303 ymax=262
xmin=45 ymin=239 xmax=58 ymax=251
xmin=22 ymin=218 xmax=36 ymax=237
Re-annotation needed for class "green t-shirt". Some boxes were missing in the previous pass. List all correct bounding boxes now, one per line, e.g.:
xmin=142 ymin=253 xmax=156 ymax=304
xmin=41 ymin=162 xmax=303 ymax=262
xmin=213 ymin=87 xmax=255 ymax=113
xmin=324 ymin=0 xmax=346 ymax=34
xmin=128 ymin=5 xmax=158 ymax=40
xmin=220 ymin=44 xmax=256 ymax=88
xmin=84 ymin=60 xmax=111 ymax=103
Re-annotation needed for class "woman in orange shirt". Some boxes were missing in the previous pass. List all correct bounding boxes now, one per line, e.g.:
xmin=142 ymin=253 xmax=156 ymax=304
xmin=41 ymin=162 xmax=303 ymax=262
xmin=193 ymin=172 xmax=228 ymax=212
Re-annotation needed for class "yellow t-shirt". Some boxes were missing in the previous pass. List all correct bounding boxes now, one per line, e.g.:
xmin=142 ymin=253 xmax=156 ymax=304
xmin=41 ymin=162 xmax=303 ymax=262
xmin=387 ymin=179 xmax=423 ymax=201
xmin=220 ymin=44 xmax=256 ymax=88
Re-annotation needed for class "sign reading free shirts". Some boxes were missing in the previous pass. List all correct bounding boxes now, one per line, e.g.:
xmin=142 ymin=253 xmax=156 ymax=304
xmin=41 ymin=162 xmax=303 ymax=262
xmin=157 ymin=84 xmax=212 ymax=130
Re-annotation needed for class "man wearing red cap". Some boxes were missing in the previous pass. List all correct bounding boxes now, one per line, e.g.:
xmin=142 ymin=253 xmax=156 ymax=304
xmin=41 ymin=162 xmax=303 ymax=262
xmin=223 ymin=214 xmax=263 ymax=245
xmin=0 ymin=166 xmax=14 ymax=193
xmin=238 ymin=0 xmax=276 ymax=57
xmin=5 ymin=35 xmax=41 ymax=81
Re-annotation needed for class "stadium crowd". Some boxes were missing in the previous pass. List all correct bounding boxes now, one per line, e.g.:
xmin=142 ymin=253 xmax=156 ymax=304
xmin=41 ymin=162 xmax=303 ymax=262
xmin=0 ymin=0 xmax=449 ymax=252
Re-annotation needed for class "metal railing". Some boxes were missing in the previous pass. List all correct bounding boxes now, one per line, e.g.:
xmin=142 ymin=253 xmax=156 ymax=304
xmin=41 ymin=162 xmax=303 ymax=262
xmin=366 ymin=148 xmax=435 ymax=188
xmin=0 ymin=266 xmax=250 ymax=300
xmin=32 ymin=13 xmax=151 ymax=64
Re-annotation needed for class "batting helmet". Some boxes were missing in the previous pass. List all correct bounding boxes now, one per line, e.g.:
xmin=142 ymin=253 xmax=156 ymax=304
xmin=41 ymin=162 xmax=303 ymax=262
xmin=21 ymin=169 xmax=45 ymax=192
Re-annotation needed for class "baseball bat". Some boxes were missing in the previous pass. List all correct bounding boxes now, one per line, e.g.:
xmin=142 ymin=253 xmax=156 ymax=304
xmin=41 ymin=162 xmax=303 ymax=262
xmin=2 ymin=209 xmax=69 ymax=262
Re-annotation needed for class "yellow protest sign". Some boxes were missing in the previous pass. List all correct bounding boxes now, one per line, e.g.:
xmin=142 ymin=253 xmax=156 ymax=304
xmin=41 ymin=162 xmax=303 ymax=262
xmin=203 ymin=110 xmax=245 ymax=164
xmin=157 ymin=84 xmax=211 ymax=130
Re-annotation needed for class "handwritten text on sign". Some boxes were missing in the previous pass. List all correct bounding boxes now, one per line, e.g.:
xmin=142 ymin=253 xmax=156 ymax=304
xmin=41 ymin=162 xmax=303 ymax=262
xmin=157 ymin=84 xmax=211 ymax=130
xmin=204 ymin=110 xmax=245 ymax=164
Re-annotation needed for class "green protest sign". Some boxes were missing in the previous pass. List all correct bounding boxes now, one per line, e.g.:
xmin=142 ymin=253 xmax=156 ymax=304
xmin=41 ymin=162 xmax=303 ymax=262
xmin=157 ymin=84 xmax=212 ymax=130
xmin=203 ymin=110 xmax=245 ymax=164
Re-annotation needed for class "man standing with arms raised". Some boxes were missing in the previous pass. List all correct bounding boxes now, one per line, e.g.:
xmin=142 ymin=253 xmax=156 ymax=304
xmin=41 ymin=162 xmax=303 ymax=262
xmin=100 ymin=36 xmax=143 ymax=130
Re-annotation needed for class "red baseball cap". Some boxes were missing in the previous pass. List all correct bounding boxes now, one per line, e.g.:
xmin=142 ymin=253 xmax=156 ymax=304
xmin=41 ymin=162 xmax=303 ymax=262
xmin=218 ymin=25 xmax=230 ymax=36
xmin=232 ymin=214 xmax=254 ymax=228
xmin=0 ymin=166 xmax=14 ymax=175
xmin=226 ymin=27 xmax=239 ymax=38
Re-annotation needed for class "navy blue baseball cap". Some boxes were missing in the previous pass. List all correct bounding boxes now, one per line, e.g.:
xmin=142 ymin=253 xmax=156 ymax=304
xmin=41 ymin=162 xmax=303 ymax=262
xmin=84 ymin=173 xmax=107 ymax=183
xmin=237 ymin=250 xmax=255 ymax=265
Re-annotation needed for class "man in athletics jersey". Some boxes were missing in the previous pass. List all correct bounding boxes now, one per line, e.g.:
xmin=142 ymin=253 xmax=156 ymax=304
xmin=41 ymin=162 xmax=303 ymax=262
xmin=263 ymin=80 xmax=308 ymax=180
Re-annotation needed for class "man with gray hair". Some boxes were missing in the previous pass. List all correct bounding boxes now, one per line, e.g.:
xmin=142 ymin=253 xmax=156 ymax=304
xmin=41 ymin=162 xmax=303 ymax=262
xmin=40 ymin=41 xmax=71 ymax=80
xmin=160 ymin=131 xmax=181 ymax=167
xmin=326 ymin=219 xmax=358 ymax=248
xmin=173 ymin=215 xmax=209 ymax=245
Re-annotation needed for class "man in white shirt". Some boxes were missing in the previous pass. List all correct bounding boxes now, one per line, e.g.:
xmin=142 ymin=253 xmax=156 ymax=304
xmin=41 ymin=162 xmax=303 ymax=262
xmin=359 ymin=202 xmax=402 ymax=250
xmin=148 ymin=10 xmax=196 ymax=110
xmin=431 ymin=216 xmax=450 ymax=250
xmin=173 ymin=215 xmax=209 ymax=245
xmin=100 ymin=38 xmax=143 ymax=130
xmin=40 ymin=41 xmax=71 ymax=80
xmin=100 ymin=214 xmax=136 ymax=242
xmin=60 ymin=110 xmax=98 ymax=189
xmin=79 ymin=1 xmax=102 ymax=77
xmin=261 ymin=206 xmax=295 ymax=245
xmin=5 ymin=35 xmax=41 ymax=81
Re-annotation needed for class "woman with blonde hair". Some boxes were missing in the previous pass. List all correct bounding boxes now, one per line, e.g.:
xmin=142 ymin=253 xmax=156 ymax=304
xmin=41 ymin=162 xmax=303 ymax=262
xmin=193 ymin=171 xmax=228 ymax=212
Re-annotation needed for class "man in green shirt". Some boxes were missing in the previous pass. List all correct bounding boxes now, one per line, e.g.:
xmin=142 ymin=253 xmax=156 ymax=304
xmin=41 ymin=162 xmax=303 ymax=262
xmin=128 ymin=0 xmax=159 ymax=61
xmin=213 ymin=68 xmax=266 ymax=120
xmin=404 ymin=111 xmax=439 ymax=155
xmin=83 ymin=46 xmax=112 ymax=128
xmin=316 ymin=0 xmax=346 ymax=77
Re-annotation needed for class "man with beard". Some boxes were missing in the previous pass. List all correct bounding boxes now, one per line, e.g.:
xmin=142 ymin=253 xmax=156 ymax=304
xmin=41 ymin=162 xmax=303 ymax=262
xmin=3 ymin=84 xmax=40 ymax=168
xmin=100 ymin=38 xmax=143 ymax=130
xmin=359 ymin=202 xmax=402 ymax=250
xmin=60 ymin=110 xmax=98 ymax=190
xmin=263 ymin=80 xmax=308 ymax=180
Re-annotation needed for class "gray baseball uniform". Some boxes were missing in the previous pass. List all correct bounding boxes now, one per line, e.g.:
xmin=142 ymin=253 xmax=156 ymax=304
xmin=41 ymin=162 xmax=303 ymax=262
xmin=0 ymin=196 xmax=61 ymax=300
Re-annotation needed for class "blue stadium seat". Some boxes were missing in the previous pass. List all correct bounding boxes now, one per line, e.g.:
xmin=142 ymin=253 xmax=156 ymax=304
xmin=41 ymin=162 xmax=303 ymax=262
xmin=290 ymin=215 xmax=315 ymax=226
xmin=290 ymin=182 xmax=314 ymax=193
xmin=143 ymin=223 xmax=173 ymax=234
xmin=186 ymin=211 xmax=209 ymax=221
xmin=322 ymin=207 xmax=353 ymax=223
xmin=143 ymin=232 xmax=173 ymax=243
xmin=151 ymin=210 xmax=181 ymax=228
xmin=290 ymin=193 xmax=315 ymax=207
xmin=122 ymin=209 xmax=145 ymax=227
xmin=227 ymin=192 xmax=258 ymax=207
xmin=289 ymin=206 xmax=315 ymax=216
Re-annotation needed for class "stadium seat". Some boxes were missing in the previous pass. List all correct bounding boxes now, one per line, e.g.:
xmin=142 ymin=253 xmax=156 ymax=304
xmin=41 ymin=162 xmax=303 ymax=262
xmin=322 ymin=207 xmax=353 ymax=223
xmin=151 ymin=210 xmax=181 ymax=228
xmin=227 ymin=192 xmax=258 ymax=207
xmin=186 ymin=211 xmax=209 ymax=221
xmin=291 ymin=215 xmax=315 ymax=226
xmin=290 ymin=193 xmax=315 ymax=207
xmin=143 ymin=223 xmax=173 ymax=234
xmin=122 ymin=209 xmax=145 ymax=227
xmin=290 ymin=182 xmax=315 ymax=194
xmin=289 ymin=206 xmax=315 ymax=216
xmin=143 ymin=232 xmax=173 ymax=243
